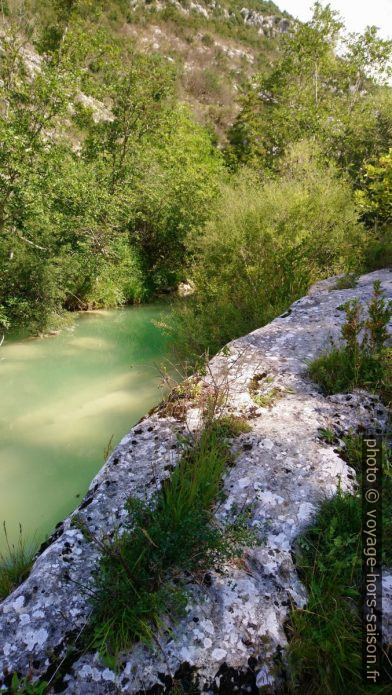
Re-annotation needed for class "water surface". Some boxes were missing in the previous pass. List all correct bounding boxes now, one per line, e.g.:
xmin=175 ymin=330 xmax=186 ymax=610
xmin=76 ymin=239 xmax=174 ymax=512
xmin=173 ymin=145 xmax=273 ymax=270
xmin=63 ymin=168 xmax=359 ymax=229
xmin=0 ymin=305 xmax=170 ymax=549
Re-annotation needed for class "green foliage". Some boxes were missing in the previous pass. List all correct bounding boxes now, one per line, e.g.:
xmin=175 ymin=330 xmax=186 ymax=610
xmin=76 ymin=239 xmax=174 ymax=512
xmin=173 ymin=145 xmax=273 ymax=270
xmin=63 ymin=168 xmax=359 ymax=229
xmin=170 ymin=142 xmax=364 ymax=359
xmin=125 ymin=106 xmax=224 ymax=292
xmin=88 ymin=419 xmax=256 ymax=657
xmin=0 ymin=10 xmax=222 ymax=333
xmin=226 ymin=3 xmax=392 ymax=180
xmin=341 ymin=434 xmax=392 ymax=566
xmin=9 ymin=674 xmax=49 ymax=695
xmin=309 ymin=281 xmax=392 ymax=403
xmin=356 ymin=148 xmax=392 ymax=227
xmin=318 ymin=427 xmax=336 ymax=445
xmin=0 ymin=523 xmax=37 ymax=600
xmin=310 ymin=346 xmax=387 ymax=397
xmin=252 ymin=387 xmax=285 ymax=408
xmin=363 ymin=235 xmax=392 ymax=273
xmin=1 ymin=0 xmax=391 ymax=342
xmin=288 ymin=490 xmax=363 ymax=693
xmin=333 ymin=273 xmax=358 ymax=290
xmin=288 ymin=436 xmax=392 ymax=692
xmin=209 ymin=414 xmax=252 ymax=438
xmin=366 ymin=280 xmax=392 ymax=351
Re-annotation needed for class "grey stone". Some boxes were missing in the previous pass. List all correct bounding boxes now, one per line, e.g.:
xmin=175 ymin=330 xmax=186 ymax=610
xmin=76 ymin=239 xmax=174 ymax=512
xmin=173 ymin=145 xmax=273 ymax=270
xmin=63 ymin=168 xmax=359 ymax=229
xmin=0 ymin=269 xmax=391 ymax=693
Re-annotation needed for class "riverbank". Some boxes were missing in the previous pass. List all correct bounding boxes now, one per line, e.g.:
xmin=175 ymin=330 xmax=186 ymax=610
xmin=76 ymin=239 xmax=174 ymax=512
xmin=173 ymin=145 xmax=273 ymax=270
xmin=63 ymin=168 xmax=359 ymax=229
xmin=0 ymin=304 xmax=171 ymax=551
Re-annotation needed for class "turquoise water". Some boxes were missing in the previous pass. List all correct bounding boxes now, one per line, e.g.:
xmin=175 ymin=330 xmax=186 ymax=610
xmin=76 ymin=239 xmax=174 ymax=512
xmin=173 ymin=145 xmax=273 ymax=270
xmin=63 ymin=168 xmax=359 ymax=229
xmin=0 ymin=305 xmax=170 ymax=549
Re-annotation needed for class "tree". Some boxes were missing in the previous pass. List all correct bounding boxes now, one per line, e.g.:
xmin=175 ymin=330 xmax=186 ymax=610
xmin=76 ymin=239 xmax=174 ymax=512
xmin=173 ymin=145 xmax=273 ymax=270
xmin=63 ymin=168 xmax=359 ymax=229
xmin=0 ymin=9 xmax=223 ymax=331
xmin=226 ymin=2 xmax=392 ymax=180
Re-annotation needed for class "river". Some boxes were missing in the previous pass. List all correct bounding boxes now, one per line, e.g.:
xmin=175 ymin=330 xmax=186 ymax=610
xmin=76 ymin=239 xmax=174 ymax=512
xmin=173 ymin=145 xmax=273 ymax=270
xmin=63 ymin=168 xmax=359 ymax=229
xmin=0 ymin=304 xmax=170 ymax=551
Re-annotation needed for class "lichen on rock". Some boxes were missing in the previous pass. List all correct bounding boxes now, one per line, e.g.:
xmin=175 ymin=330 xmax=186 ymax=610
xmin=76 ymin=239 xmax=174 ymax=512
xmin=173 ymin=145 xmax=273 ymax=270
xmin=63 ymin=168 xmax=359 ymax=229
xmin=0 ymin=269 xmax=391 ymax=693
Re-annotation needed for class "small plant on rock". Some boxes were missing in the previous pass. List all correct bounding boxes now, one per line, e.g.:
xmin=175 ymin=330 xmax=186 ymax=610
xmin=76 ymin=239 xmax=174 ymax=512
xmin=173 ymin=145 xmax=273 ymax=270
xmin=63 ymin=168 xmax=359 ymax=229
xmin=0 ymin=523 xmax=37 ymax=600
xmin=318 ymin=427 xmax=336 ymax=445
xmin=333 ymin=273 xmax=358 ymax=290
xmin=309 ymin=281 xmax=392 ymax=404
xmin=88 ymin=421 xmax=257 ymax=658
xmin=287 ymin=436 xmax=392 ymax=692
xmin=85 ymin=366 xmax=256 ymax=659
xmin=8 ymin=674 xmax=49 ymax=695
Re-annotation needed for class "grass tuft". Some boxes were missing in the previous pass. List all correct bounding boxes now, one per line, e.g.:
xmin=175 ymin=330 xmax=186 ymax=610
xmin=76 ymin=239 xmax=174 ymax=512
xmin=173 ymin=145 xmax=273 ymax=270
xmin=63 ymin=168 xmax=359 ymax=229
xmin=208 ymin=414 xmax=252 ymax=438
xmin=0 ymin=522 xmax=37 ymax=601
xmin=287 ymin=435 xmax=392 ymax=693
xmin=309 ymin=346 xmax=389 ymax=397
xmin=333 ymin=273 xmax=358 ymax=290
xmin=87 ymin=419 xmax=256 ymax=658
xmin=8 ymin=673 xmax=49 ymax=694
xmin=318 ymin=427 xmax=337 ymax=445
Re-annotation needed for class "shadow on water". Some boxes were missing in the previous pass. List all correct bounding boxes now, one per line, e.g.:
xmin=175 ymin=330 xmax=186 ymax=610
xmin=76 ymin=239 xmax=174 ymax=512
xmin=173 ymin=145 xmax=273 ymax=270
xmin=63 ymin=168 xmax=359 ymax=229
xmin=0 ymin=304 xmax=172 ymax=550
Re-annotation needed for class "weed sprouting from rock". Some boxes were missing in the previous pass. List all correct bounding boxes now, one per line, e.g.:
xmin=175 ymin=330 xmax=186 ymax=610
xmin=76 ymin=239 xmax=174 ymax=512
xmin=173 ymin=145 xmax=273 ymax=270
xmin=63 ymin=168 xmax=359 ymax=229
xmin=309 ymin=281 xmax=392 ymax=404
xmin=0 ymin=522 xmax=37 ymax=600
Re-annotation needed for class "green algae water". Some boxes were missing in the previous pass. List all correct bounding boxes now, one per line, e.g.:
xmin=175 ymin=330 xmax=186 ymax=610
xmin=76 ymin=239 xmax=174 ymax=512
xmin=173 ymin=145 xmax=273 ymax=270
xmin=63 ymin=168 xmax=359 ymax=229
xmin=0 ymin=304 xmax=170 ymax=550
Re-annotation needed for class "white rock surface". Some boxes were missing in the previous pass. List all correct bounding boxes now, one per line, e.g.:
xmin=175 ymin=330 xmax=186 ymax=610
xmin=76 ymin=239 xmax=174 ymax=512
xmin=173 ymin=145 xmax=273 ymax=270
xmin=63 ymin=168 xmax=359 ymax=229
xmin=128 ymin=1 xmax=293 ymax=38
xmin=0 ymin=269 xmax=391 ymax=693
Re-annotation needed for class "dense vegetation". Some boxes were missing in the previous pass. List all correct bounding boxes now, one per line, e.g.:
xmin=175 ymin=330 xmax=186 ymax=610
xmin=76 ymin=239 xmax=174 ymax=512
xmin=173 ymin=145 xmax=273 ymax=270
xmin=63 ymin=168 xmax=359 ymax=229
xmin=0 ymin=1 xmax=391 ymax=348
xmin=0 ymin=0 xmax=224 ymax=333
xmin=172 ymin=2 xmax=392 ymax=359
xmin=288 ymin=435 xmax=392 ymax=693
xmin=286 ymin=282 xmax=392 ymax=694
xmin=1 ymin=4 xmax=392 ymax=691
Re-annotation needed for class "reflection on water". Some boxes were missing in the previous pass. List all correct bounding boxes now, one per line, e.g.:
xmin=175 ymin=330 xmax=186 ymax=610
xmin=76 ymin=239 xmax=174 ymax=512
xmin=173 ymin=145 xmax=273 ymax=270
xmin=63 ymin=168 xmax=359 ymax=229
xmin=0 ymin=305 xmax=170 ymax=549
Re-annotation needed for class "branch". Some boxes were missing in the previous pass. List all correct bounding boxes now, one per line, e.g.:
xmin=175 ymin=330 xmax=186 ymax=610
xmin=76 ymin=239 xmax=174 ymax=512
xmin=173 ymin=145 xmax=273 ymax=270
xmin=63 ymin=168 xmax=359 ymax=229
xmin=16 ymin=232 xmax=47 ymax=251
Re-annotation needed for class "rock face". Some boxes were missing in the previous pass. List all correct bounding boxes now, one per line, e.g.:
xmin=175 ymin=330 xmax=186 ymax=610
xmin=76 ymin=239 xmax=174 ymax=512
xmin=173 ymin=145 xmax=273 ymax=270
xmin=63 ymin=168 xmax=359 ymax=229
xmin=129 ymin=1 xmax=293 ymax=39
xmin=240 ymin=8 xmax=291 ymax=37
xmin=0 ymin=269 xmax=391 ymax=693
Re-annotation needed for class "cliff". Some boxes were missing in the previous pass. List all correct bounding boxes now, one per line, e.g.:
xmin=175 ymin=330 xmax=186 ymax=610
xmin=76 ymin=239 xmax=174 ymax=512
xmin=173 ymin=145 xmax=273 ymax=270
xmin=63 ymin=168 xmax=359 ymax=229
xmin=0 ymin=269 xmax=391 ymax=693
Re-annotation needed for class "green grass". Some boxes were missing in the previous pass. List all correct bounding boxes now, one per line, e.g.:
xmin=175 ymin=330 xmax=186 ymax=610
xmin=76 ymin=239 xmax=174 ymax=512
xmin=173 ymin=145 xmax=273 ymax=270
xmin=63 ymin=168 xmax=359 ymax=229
xmin=333 ymin=273 xmax=358 ymax=290
xmin=309 ymin=281 xmax=392 ymax=406
xmin=252 ymin=387 xmax=282 ymax=408
xmin=86 ymin=417 xmax=256 ymax=658
xmin=0 ymin=522 xmax=37 ymax=601
xmin=318 ymin=427 xmax=337 ymax=445
xmin=340 ymin=433 xmax=392 ymax=566
xmin=8 ymin=674 xmax=49 ymax=694
xmin=211 ymin=414 xmax=252 ymax=437
xmin=248 ymin=372 xmax=294 ymax=408
xmin=287 ymin=435 xmax=392 ymax=694
xmin=309 ymin=346 xmax=390 ymax=401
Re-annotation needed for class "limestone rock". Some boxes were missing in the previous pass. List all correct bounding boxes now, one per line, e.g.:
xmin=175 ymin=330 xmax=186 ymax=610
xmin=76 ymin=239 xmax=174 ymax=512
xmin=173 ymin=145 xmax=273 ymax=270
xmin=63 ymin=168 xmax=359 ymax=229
xmin=0 ymin=269 xmax=391 ymax=693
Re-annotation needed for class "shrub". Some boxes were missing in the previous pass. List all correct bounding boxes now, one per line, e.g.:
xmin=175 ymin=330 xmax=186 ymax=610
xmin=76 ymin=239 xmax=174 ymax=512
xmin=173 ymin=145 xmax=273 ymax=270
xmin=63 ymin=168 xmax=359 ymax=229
xmin=356 ymin=149 xmax=392 ymax=227
xmin=333 ymin=273 xmax=358 ymax=290
xmin=170 ymin=143 xmax=365 ymax=360
xmin=364 ymin=236 xmax=392 ymax=272
xmin=309 ymin=281 xmax=392 ymax=403
xmin=356 ymin=149 xmax=392 ymax=273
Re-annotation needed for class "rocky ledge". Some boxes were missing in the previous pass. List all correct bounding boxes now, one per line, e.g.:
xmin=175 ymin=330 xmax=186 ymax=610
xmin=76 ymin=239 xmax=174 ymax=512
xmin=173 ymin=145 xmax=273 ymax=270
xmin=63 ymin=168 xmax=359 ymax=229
xmin=1 ymin=269 xmax=392 ymax=693
xmin=129 ymin=1 xmax=293 ymax=39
